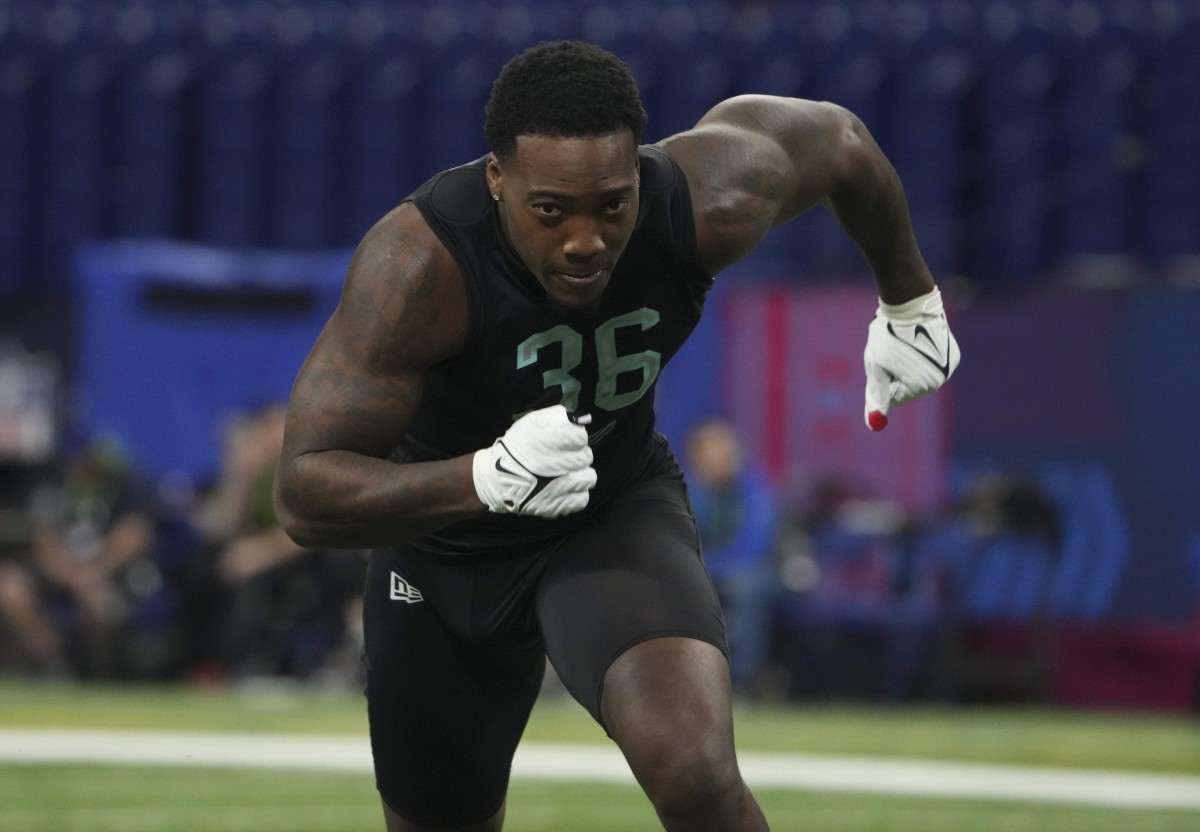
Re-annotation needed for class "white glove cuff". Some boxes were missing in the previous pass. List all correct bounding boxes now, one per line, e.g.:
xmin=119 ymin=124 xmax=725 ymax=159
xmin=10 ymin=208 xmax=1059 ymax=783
xmin=879 ymin=287 xmax=940 ymax=321
xmin=472 ymin=447 xmax=509 ymax=514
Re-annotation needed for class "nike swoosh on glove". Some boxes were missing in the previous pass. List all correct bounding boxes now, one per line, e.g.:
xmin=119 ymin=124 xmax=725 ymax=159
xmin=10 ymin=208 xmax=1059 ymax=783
xmin=473 ymin=405 xmax=597 ymax=518
xmin=863 ymin=287 xmax=961 ymax=431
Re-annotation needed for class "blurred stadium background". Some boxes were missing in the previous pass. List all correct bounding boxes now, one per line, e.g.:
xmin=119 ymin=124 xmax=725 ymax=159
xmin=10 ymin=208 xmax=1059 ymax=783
xmin=1 ymin=0 xmax=1199 ymax=827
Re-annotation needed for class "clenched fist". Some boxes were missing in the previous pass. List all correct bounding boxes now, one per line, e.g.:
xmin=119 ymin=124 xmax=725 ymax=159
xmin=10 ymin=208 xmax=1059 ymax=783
xmin=863 ymin=287 xmax=960 ymax=430
xmin=472 ymin=405 xmax=597 ymax=518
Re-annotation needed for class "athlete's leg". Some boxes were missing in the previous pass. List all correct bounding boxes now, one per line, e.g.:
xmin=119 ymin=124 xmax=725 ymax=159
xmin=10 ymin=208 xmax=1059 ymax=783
xmin=536 ymin=452 xmax=768 ymax=831
xmin=602 ymin=636 xmax=768 ymax=831
xmin=365 ymin=547 xmax=544 ymax=831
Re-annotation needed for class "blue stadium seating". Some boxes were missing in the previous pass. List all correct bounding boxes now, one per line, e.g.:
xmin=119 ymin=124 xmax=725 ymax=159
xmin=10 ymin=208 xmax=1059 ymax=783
xmin=343 ymin=21 xmax=428 ymax=236
xmin=39 ymin=28 xmax=113 ymax=286
xmin=719 ymin=6 xmax=817 ymax=276
xmin=977 ymin=21 xmax=1058 ymax=280
xmin=1056 ymin=13 xmax=1140 ymax=255
xmin=642 ymin=3 xmax=735 ymax=140
xmin=0 ymin=31 xmax=34 ymax=292
xmin=195 ymin=26 xmax=278 ymax=246
xmin=417 ymin=5 xmax=502 ymax=177
xmin=763 ymin=13 xmax=894 ymax=277
xmin=888 ymin=23 xmax=977 ymax=277
xmin=113 ymin=13 xmax=193 ymax=238
xmin=1141 ymin=19 xmax=1200 ymax=263
xmin=270 ymin=29 xmax=345 ymax=248
xmin=0 ymin=0 xmax=1197 ymax=297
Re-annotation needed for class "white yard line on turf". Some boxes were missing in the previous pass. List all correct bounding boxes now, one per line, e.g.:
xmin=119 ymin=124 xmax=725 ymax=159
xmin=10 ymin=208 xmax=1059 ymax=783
xmin=1 ymin=728 xmax=1199 ymax=811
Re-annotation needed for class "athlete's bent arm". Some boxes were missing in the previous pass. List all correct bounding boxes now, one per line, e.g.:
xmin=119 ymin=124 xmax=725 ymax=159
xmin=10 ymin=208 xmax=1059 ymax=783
xmin=274 ymin=204 xmax=485 ymax=548
xmin=662 ymin=95 xmax=958 ymax=426
xmin=662 ymin=95 xmax=933 ymax=301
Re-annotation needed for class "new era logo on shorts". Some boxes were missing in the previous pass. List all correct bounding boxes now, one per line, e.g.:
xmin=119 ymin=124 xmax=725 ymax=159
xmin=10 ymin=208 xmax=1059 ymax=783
xmin=389 ymin=572 xmax=424 ymax=603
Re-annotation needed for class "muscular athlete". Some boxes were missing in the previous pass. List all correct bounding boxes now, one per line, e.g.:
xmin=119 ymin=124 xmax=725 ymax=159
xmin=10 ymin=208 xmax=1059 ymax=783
xmin=275 ymin=41 xmax=959 ymax=832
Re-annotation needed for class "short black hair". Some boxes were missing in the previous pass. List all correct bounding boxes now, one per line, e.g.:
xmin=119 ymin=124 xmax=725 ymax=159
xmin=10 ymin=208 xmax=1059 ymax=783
xmin=484 ymin=40 xmax=648 ymax=162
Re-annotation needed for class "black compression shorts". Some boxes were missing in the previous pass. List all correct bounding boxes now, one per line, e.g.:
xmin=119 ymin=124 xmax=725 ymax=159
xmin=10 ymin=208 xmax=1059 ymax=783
xmin=363 ymin=450 xmax=727 ymax=827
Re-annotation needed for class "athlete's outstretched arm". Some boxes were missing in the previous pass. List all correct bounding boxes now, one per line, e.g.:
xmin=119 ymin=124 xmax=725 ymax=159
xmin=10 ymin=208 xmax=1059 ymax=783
xmin=273 ymin=204 xmax=485 ymax=548
xmin=659 ymin=94 xmax=934 ymax=303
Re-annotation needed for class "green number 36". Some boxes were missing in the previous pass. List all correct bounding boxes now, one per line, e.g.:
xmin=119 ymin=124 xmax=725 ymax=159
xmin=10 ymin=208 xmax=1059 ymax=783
xmin=515 ymin=307 xmax=661 ymax=414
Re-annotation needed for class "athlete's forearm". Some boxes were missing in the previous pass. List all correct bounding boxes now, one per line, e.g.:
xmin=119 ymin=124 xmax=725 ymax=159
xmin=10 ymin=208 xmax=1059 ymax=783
xmin=274 ymin=451 xmax=485 ymax=548
xmin=820 ymin=114 xmax=936 ymax=305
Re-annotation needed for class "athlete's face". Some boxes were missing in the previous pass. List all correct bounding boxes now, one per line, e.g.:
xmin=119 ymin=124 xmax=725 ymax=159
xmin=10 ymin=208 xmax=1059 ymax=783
xmin=487 ymin=131 xmax=640 ymax=311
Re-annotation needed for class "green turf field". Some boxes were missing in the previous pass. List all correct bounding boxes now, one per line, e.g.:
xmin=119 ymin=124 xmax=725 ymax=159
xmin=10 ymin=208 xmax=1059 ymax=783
xmin=2 ymin=679 xmax=1199 ymax=831
xmin=3 ymin=764 xmax=1199 ymax=832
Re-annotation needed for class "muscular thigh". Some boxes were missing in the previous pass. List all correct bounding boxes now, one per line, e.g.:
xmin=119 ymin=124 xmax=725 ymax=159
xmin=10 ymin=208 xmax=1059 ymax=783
xmin=363 ymin=546 xmax=545 ymax=827
xmin=536 ymin=467 xmax=728 ymax=726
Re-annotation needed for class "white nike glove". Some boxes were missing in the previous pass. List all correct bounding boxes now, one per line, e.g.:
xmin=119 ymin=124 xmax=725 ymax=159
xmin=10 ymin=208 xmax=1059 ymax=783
xmin=863 ymin=287 xmax=960 ymax=431
xmin=472 ymin=405 xmax=597 ymax=518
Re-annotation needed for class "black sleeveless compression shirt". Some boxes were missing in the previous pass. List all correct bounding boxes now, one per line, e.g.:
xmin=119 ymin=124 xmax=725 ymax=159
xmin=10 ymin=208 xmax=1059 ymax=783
xmin=397 ymin=145 xmax=712 ymax=553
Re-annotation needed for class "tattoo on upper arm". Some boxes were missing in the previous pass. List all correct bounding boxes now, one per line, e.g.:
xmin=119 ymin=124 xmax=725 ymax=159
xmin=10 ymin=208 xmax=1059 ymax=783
xmin=347 ymin=234 xmax=442 ymax=360
xmin=289 ymin=342 xmax=420 ymax=458
xmin=290 ymin=225 xmax=454 ymax=455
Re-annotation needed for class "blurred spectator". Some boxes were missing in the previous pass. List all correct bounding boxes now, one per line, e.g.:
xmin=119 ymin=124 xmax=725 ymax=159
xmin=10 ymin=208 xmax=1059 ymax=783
xmin=181 ymin=403 xmax=365 ymax=685
xmin=785 ymin=477 xmax=907 ymax=606
xmin=774 ymin=475 xmax=935 ymax=701
xmin=910 ymin=470 xmax=1064 ymax=702
xmin=956 ymin=472 xmax=1061 ymax=544
xmin=772 ymin=468 xmax=1070 ymax=703
xmin=931 ymin=470 xmax=1062 ymax=621
xmin=0 ymin=434 xmax=161 ymax=678
xmin=685 ymin=419 xmax=780 ymax=696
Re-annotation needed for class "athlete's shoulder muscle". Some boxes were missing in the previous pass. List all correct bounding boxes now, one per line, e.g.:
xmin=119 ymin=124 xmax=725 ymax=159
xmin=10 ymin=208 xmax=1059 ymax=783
xmin=337 ymin=202 xmax=468 ymax=374
xmin=658 ymin=95 xmax=860 ymax=274
xmin=283 ymin=203 xmax=468 ymax=460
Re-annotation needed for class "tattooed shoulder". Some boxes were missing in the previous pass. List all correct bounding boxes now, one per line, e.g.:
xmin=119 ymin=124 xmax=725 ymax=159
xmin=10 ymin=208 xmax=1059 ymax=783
xmin=341 ymin=204 xmax=468 ymax=370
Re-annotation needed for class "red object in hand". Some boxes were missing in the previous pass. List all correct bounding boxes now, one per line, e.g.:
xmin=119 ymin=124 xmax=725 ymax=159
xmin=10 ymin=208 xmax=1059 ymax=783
xmin=868 ymin=410 xmax=889 ymax=431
